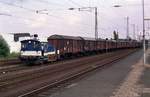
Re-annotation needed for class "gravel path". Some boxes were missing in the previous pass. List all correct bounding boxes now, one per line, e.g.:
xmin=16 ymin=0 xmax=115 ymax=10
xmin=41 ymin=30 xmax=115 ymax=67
xmin=110 ymin=60 xmax=145 ymax=97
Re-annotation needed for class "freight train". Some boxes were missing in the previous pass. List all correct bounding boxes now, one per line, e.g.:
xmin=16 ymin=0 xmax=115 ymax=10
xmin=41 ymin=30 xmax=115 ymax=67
xmin=19 ymin=34 xmax=142 ymax=64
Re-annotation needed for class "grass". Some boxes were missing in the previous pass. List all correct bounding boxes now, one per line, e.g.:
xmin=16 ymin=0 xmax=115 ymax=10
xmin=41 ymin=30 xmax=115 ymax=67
xmin=0 ymin=52 xmax=20 ymax=60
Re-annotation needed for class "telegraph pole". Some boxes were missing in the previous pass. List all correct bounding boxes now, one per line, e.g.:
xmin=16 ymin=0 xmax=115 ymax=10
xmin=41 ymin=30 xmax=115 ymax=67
xmin=132 ymin=24 xmax=136 ymax=40
xmin=136 ymin=25 xmax=139 ymax=40
xmin=95 ymin=7 xmax=98 ymax=40
xmin=142 ymin=0 xmax=146 ymax=65
xmin=126 ymin=16 xmax=129 ymax=39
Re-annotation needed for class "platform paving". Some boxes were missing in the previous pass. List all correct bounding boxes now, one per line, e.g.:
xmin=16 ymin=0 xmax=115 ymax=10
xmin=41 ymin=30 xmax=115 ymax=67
xmin=46 ymin=49 xmax=144 ymax=97
xmin=110 ymin=49 xmax=150 ymax=97
xmin=138 ymin=49 xmax=150 ymax=97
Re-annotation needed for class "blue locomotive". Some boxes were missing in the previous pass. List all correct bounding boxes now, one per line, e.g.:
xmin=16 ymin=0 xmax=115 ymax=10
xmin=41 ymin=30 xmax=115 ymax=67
xmin=20 ymin=39 xmax=57 ymax=64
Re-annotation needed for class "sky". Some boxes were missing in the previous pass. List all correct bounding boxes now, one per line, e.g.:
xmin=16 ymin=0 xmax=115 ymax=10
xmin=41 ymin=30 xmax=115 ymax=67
xmin=0 ymin=0 xmax=150 ymax=52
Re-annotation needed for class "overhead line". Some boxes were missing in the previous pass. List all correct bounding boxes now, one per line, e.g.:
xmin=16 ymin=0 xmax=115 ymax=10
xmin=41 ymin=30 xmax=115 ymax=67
xmin=0 ymin=0 xmax=104 ymax=35
xmin=0 ymin=0 xmax=86 ymax=20
xmin=98 ymin=14 xmax=126 ymax=30
xmin=0 ymin=1 xmax=35 ymax=12
xmin=0 ymin=1 xmax=69 ymax=19
xmin=0 ymin=0 xmax=94 ymax=26
xmin=67 ymin=0 xmax=83 ymax=7
xmin=36 ymin=0 xmax=67 ymax=7
xmin=2 ymin=13 xmax=91 ymax=34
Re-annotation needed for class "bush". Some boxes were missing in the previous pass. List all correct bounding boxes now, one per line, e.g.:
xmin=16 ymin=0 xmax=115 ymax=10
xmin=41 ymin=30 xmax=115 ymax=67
xmin=0 ymin=35 xmax=10 ymax=57
xmin=8 ymin=52 xmax=20 ymax=58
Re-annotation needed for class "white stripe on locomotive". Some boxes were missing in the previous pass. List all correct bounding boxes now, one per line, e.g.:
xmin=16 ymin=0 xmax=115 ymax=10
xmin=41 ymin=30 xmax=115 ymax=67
xmin=21 ymin=51 xmax=41 ymax=56
xmin=44 ymin=51 xmax=56 ymax=56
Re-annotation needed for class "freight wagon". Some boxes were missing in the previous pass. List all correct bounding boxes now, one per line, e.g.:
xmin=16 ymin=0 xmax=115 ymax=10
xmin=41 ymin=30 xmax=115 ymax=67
xmin=20 ymin=34 xmax=142 ymax=64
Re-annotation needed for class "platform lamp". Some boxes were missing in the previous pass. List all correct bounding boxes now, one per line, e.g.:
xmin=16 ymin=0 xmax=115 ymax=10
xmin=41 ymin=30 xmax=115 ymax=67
xmin=68 ymin=7 xmax=98 ymax=40
xmin=114 ymin=0 xmax=146 ymax=65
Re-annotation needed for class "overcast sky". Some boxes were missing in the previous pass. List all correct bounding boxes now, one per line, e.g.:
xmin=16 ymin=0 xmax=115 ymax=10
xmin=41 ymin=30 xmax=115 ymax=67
xmin=0 ymin=0 xmax=150 ymax=52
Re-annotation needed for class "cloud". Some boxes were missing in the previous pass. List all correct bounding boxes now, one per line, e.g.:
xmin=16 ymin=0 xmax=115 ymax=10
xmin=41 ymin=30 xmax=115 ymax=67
xmin=67 ymin=15 xmax=81 ymax=25
xmin=24 ymin=14 xmax=48 ymax=28
xmin=61 ymin=13 xmax=82 ymax=25
xmin=0 ymin=0 xmax=28 ymax=4
xmin=0 ymin=4 xmax=11 ymax=13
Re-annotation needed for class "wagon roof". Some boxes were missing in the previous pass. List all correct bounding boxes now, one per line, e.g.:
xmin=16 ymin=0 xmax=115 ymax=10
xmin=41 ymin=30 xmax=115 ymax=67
xmin=117 ymin=39 xmax=133 ymax=42
xmin=48 ymin=34 xmax=83 ymax=40
xmin=82 ymin=37 xmax=96 ymax=41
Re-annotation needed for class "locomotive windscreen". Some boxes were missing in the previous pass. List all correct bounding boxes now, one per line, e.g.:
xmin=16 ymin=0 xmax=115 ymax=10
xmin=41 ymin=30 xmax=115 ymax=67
xmin=21 ymin=40 xmax=41 ymax=51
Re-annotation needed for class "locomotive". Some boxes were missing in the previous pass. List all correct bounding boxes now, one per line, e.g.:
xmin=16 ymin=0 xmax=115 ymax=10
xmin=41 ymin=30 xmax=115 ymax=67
xmin=19 ymin=34 xmax=142 ymax=64
xmin=20 ymin=39 xmax=57 ymax=64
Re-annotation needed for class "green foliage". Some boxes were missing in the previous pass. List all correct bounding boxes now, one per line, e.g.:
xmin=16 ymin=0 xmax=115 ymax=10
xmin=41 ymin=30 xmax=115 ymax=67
xmin=8 ymin=52 xmax=19 ymax=58
xmin=113 ymin=30 xmax=119 ymax=40
xmin=0 ymin=35 xmax=10 ymax=57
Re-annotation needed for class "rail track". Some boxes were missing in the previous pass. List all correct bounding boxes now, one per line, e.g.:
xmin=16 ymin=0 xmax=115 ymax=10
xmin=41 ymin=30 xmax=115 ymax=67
xmin=0 ymin=58 xmax=21 ymax=66
xmin=0 ymin=49 xmax=139 ymax=97
xmin=0 ymin=65 xmax=43 ymax=76
xmin=0 ymin=58 xmax=27 ymax=75
xmin=0 ymin=65 xmax=21 ymax=74
xmin=0 ymin=58 xmax=68 ymax=75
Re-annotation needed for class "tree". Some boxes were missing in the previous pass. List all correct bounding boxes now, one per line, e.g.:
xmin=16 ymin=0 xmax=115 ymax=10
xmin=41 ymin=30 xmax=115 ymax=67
xmin=113 ymin=30 xmax=119 ymax=40
xmin=0 ymin=35 xmax=10 ymax=57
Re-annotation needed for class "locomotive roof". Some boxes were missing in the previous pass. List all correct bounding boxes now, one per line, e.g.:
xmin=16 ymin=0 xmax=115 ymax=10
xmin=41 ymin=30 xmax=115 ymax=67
xmin=48 ymin=34 xmax=83 ymax=40
xmin=21 ymin=39 xmax=40 ymax=42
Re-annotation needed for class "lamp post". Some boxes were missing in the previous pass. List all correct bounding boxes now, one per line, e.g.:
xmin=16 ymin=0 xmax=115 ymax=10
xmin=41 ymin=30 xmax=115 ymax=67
xmin=142 ymin=0 xmax=146 ymax=65
xmin=132 ymin=24 xmax=136 ymax=40
xmin=36 ymin=9 xmax=48 ymax=15
xmin=126 ymin=16 xmax=130 ymax=39
xmin=69 ymin=7 xmax=98 ymax=40
xmin=113 ymin=5 xmax=130 ymax=40
xmin=114 ymin=0 xmax=146 ymax=65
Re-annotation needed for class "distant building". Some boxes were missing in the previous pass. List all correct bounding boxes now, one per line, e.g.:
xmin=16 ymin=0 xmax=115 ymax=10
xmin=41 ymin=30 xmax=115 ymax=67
xmin=11 ymin=33 xmax=30 ymax=42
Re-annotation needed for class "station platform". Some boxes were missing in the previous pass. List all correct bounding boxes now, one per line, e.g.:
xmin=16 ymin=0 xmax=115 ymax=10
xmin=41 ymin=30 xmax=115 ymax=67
xmin=47 ymin=49 xmax=150 ymax=97
xmin=139 ymin=49 xmax=150 ymax=97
